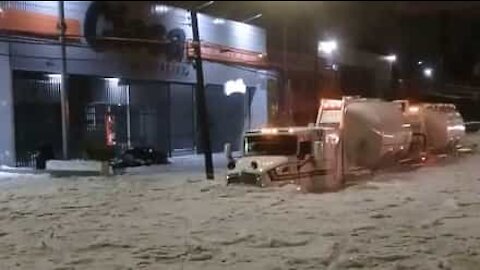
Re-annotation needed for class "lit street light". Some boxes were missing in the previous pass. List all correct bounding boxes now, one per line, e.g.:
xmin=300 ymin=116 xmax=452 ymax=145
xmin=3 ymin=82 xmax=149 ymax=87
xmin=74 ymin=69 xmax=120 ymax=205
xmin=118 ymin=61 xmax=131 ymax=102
xmin=318 ymin=39 xmax=339 ymax=97
xmin=423 ymin=67 xmax=433 ymax=78
xmin=384 ymin=54 xmax=397 ymax=63
xmin=153 ymin=4 xmax=170 ymax=14
xmin=382 ymin=54 xmax=397 ymax=98
xmin=318 ymin=40 xmax=338 ymax=55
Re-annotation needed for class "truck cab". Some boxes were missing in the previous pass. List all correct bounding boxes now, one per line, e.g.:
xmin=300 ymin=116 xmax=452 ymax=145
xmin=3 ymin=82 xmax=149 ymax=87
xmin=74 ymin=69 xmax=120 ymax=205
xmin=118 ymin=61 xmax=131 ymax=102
xmin=226 ymin=126 xmax=343 ymax=192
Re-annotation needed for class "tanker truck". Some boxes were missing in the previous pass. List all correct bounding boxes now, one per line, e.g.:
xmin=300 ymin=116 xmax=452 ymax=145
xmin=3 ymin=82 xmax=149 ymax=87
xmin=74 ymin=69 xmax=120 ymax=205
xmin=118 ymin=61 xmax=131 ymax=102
xmin=225 ymin=96 xmax=466 ymax=192
xmin=393 ymin=100 xmax=466 ymax=154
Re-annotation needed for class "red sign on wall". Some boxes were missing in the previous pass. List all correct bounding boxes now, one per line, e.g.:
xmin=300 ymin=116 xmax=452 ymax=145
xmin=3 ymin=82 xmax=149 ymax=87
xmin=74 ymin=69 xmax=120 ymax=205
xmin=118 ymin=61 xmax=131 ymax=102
xmin=105 ymin=108 xmax=116 ymax=146
xmin=0 ymin=8 xmax=81 ymax=39
xmin=187 ymin=41 xmax=268 ymax=68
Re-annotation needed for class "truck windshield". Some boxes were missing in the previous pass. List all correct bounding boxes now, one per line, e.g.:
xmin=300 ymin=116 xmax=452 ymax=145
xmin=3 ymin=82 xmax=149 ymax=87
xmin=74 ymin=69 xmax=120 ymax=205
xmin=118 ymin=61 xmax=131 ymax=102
xmin=244 ymin=135 xmax=297 ymax=156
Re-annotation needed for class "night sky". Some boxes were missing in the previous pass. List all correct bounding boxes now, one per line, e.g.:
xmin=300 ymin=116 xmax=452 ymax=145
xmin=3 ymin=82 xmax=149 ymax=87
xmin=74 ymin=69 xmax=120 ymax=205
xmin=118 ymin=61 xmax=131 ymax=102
xmin=167 ymin=1 xmax=480 ymax=87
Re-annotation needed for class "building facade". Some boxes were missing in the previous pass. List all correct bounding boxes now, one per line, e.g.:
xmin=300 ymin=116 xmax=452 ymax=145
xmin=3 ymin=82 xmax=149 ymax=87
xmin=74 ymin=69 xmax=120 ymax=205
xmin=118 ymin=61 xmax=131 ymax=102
xmin=0 ymin=1 xmax=276 ymax=166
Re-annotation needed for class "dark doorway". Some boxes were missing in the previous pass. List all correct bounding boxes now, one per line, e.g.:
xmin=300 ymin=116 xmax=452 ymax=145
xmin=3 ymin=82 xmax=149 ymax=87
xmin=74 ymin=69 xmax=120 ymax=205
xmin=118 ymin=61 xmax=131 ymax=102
xmin=129 ymin=82 xmax=170 ymax=154
xmin=170 ymin=84 xmax=195 ymax=155
xmin=204 ymin=84 xmax=248 ymax=152
xmin=12 ymin=71 xmax=62 ymax=167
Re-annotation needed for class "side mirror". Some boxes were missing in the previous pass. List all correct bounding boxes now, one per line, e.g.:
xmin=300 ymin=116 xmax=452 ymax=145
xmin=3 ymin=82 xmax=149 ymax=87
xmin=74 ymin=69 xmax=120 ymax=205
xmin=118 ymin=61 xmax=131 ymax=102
xmin=224 ymin=143 xmax=232 ymax=161
xmin=313 ymin=141 xmax=323 ymax=161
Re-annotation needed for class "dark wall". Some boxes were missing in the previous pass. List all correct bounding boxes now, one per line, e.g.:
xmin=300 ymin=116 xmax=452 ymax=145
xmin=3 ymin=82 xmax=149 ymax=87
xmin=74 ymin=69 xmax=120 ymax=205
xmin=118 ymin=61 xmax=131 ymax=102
xmin=170 ymin=84 xmax=195 ymax=153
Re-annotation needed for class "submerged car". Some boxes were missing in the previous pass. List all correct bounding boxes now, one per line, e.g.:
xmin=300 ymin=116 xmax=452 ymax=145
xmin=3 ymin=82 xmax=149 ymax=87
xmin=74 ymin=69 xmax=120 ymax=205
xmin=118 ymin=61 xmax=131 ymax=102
xmin=113 ymin=147 xmax=169 ymax=168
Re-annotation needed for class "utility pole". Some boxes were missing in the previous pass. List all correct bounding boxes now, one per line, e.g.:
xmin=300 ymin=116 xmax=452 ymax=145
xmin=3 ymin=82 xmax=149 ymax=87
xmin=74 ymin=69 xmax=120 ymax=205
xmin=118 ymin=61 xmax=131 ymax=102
xmin=58 ymin=1 xmax=69 ymax=159
xmin=190 ymin=10 xmax=214 ymax=180
xmin=313 ymin=21 xmax=319 ymax=101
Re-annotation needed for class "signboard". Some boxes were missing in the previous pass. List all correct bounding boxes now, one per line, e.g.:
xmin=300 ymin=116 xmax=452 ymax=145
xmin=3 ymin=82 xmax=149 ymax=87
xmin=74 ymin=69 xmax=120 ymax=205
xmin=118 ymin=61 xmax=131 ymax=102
xmin=187 ymin=41 xmax=268 ymax=68
xmin=0 ymin=8 xmax=80 ymax=39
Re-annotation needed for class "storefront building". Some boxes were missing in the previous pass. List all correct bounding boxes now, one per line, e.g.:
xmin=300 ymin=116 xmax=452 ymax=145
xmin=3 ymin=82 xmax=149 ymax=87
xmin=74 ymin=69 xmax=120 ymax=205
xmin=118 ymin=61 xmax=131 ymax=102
xmin=0 ymin=1 xmax=276 ymax=166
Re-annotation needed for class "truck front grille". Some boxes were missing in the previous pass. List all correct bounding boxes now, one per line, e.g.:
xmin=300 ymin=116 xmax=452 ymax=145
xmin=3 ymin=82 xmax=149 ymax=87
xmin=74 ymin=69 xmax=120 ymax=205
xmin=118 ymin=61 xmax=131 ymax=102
xmin=227 ymin=172 xmax=260 ymax=186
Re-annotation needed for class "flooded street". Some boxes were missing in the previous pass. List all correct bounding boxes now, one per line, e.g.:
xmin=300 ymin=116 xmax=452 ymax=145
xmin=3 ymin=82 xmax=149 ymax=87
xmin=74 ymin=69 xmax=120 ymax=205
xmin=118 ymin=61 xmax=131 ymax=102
xmin=1 ymin=143 xmax=480 ymax=269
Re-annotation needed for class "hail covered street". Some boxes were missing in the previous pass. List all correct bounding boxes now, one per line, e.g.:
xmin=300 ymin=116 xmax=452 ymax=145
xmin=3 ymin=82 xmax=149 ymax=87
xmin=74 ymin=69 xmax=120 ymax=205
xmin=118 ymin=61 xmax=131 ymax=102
xmin=1 ymin=135 xmax=480 ymax=270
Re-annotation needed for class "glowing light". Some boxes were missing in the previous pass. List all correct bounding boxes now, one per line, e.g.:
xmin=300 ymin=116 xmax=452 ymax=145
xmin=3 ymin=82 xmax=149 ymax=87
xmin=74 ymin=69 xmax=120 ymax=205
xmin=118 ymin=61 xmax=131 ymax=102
xmin=408 ymin=106 xmax=420 ymax=113
xmin=318 ymin=40 xmax=338 ymax=54
xmin=224 ymin=78 xmax=246 ymax=96
xmin=47 ymin=74 xmax=61 ymax=83
xmin=322 ymin=99 xmax=342 ymax=110
xmin=447 ymin=125 xmax=466 ymax=132
xmin=261 ymin=128 xmax=278 ymax=134
xmin=384 ymin=54 xmax=396 ymax=63
xmin=423 ymin=68 xmax=433 ymax=78
xmin=242 ymin=13 xmax=263 ymax=23
xmin=105 ymin=77 xmax=120 ymax=85
xmin=154 ymin=4 xmax=170 ymax=14
xmin=326 ymin=133 xmax=339 ymax=144
xmin=213 ymin=18 xmax=225 ymax=24
xmin=418 ymin=61 xmax=423 ymax=65
xmin=48 ymin=74 xmax=61 ymax=79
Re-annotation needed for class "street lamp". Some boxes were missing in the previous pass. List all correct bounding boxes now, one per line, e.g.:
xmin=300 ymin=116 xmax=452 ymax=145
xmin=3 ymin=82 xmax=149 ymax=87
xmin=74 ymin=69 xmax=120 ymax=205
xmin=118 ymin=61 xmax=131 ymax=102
xmin=382 ymin=54 xmax=397 ymax=99
xmin=318 ymin=40 xmax=339 ymax=97
xmin=318 ymin=40 xmax=338 ymax=55
xmin=153 ymin=4 xmax=170 ymax=14
xmin=423 ymin=67 xmax=433 ymax=78
xmin=384 ymin=54 xmax=396 ymax=63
